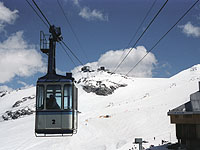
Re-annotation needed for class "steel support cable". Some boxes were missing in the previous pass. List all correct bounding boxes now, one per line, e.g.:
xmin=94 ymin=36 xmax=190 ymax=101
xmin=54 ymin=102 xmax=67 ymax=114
xmin=118 ymin=0 xmax=157 ymax=62
xmin=25 ymin=0 xmax=49 ymax=28
xmin=125 ymin=0 xmax=199 ymax=76
xmin=113 ymin=0 xmax=168 ymax=73
xmin=58 ymin=43 xmax=77 ymax=67
xmin=32 ymin=0 xmax=84 ymax=66
xmin=60 ymin=41 xmax=84 ymax=65
xmin=32 ymin=0 xmax=51 ymax=27
xmin=26 ymin=0 xmax=84 ymax=66
xmin=57 ymin=0 xmax=89 ymax=63
xmin=58 ymin=42 xmax=84 ymax=77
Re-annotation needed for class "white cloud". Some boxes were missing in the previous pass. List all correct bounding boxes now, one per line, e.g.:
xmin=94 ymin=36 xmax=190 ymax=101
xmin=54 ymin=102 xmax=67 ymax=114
xmin=72 ymin=0 xmax=80 ymax=7
xmin=197 ymin=14 xmax=200 ymax=20
xmin=17 ymin=81 xmax=27 ymax=86
xmin=79 ymin=7 xmax=108 ymax=21
xmin=0 ymin=85 xmax=13 ymax=91
xmin=0 ymin=2 xmax=18 ymax=32
xmin=65 ymin=0 xmax=109 ymax=21
xmin=0 ymin=31 xmax=46 ymax=83
xmin=73 ymin=46 xmax=157 ymax=77
xmin=179 ymin=22 xmax=200 ymax=38
xmin=56 ymin=68 xmax=66 ymax=75
xmin=17 ymin=81 xmax=34 ymax=89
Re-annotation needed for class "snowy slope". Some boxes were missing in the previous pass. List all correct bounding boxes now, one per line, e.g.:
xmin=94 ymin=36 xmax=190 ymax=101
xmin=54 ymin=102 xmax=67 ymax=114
xmin=0 ymin=65 xmax=200 ymax=150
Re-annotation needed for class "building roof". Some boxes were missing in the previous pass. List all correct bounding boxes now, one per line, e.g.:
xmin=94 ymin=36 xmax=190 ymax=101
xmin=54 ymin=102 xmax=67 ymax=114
xmin=168 ymin=91 xmax=200 ymax=115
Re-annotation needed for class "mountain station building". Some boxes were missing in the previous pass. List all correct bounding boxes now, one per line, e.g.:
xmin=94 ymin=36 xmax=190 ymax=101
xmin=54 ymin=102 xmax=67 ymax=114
xmin=168 ymin=82 xmax=200 ymax=150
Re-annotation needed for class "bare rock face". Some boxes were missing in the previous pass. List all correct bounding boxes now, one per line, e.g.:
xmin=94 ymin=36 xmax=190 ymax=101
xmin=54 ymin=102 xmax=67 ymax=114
xmin=2 ymin=95 xmax=35 ymax=121
xmin=76 ymin=66 xmax=129 ymax=96
xmin=2 ymin=107 xmax=34 ymax=120
xmin=12 ymin=96 xmax=35 ymax=108
xmin=79 ymin=78 xmax=127 ymax=96
xmin=0 ymin=91 xmax=7 ymax=97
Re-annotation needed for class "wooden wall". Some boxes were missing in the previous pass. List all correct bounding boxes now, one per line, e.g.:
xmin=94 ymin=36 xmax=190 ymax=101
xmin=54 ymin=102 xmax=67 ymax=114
xmin=170 ymin=114 xmax=200 ymax=124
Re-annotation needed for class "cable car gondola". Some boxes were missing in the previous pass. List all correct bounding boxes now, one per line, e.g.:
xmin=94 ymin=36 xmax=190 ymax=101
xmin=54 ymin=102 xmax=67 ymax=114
xmin=35 ymin=25 xmax=78 ymax=136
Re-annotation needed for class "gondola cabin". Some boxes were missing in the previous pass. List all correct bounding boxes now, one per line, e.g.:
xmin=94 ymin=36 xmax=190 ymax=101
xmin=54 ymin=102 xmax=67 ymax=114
xmin=35 ymin=73 xmax=78 ymax=135
xmin=35 ymin=25 xmax=78 ymax=136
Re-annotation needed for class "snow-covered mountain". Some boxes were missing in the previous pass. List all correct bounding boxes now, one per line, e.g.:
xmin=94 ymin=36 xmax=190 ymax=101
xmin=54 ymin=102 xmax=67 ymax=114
xmin=1 ymin=65 xmax=200 ymax=150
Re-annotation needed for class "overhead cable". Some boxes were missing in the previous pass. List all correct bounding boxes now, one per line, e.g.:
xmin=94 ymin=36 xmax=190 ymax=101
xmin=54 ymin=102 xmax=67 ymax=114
xmin=32 ymin=0 xmax=51 ymax=27
xmin=25 ymin=0 xmax=49 ymax=28
xmin=118 ymin=0 xmax=157 ymax=62
xmin=57 ymin=0 xmax=89 ymax=63
xmin=113 ymin=0 xmax=168 ymax=73
xmin=27 ymin=0 xmax=84 ymax=66
xmin=60 ymin=41 xmax=84 ymax=65
xmin=126 ymin=0 xmax=199 ymax=76
xmin=58 ymin=42 xmax=83 ymax=75
xmin=58 ymin=42 xmax=77 ymax=68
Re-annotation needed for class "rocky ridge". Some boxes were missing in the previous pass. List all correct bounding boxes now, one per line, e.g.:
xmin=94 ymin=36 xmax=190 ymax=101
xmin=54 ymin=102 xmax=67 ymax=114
xmin=2 ymin=95 xmax=35 ymax=121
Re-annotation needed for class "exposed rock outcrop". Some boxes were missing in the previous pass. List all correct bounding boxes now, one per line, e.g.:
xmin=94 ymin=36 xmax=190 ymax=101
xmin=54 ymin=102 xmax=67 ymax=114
xmin=2 ymin=107 xmax=34 ymax=120
xmin=79 ymin=77 xmax=127 ymax=96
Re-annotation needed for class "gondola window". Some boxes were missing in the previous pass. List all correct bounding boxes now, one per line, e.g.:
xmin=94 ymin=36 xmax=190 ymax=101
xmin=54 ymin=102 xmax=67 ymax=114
xmin=46 ymin=85 xmax=61 ymax=109
xmin=64 ymin=85 xmax=72 ymax=109
xmin=36 ymin=85 xmax=44 ymax=110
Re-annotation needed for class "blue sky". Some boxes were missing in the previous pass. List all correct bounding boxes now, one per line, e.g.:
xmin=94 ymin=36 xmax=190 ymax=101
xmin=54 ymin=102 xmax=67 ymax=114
xmin=0 ymin=0 xmax=200 ymax=90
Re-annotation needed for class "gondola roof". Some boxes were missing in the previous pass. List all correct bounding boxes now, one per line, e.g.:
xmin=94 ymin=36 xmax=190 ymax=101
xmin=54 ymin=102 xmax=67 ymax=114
xmin=37 ymin=73 xmax=74 ymax=83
